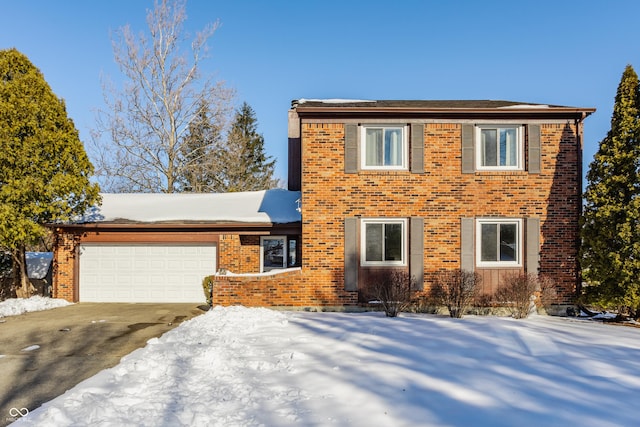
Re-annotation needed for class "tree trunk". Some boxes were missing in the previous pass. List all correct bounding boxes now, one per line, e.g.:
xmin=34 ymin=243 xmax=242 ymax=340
xmin=13 ymin=246 xmax=35 ymax=298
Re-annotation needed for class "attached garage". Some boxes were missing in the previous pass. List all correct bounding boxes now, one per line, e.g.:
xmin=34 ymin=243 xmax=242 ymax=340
xmin=50 ymin=190 xmax=302 ymax=303
xmin=79 ymin=244 xmax=216 ymax=303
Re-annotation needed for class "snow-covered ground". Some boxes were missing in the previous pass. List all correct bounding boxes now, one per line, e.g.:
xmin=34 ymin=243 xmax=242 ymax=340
xmin=11 ymin=306 xmax=640 ymax=427
xmin=0 ymin=296 xmax=71 ymax=318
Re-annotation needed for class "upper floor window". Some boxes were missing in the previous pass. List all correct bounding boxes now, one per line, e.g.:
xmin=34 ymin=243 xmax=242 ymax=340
xmin=476 ymin=218 xmax=522 ymax=267
xmin=361 ymin=218 xmax=407 ymax=266
xmin=476 ymin=125 xmax=523 ymax=170
xmin=361 ymin=125 xmax=408 ymax=170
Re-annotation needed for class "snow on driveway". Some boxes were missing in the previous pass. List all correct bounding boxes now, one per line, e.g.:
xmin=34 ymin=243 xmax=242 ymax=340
xmin=11 ymin=306 xmax=640 ymax=427
xmin=0 ymin=296 xmax=71 ymax=318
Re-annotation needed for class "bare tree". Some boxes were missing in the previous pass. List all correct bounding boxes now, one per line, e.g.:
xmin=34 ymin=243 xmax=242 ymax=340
xmin=93 ymin=0 xmax=234 ymax=193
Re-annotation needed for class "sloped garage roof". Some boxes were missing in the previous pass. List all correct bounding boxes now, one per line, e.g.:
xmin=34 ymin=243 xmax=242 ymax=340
xmin=76 ymin=189 xmax=301 ymax=225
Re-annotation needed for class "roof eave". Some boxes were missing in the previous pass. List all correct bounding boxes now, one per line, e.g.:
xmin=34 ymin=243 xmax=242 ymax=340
xmin=48 ymin=221 xmax=302 ymax=232
xmin=294 ymin=106 xmax=596 ymax=120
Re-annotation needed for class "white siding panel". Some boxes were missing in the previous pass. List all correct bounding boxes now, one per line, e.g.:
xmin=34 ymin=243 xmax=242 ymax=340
xmin=79 ymin=244 xmax=216 ymax=303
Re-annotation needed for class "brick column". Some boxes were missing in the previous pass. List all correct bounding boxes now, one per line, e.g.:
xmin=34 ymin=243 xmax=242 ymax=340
xmin=52 ymin=230 xmax=78 ymax=302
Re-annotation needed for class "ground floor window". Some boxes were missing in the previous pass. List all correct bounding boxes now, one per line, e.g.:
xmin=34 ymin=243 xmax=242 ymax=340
xmin=476 ymin=218 xmax=522 ymax=267
xmin=288 ymin=238 xmax=298 ymax=267
xmin=260 ymin=236 xmax=300 ymax=272
xmin=361 ymin=218 xmax=407 ymax=266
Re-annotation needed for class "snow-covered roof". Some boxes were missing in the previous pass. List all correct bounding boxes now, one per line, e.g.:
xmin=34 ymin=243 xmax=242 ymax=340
xmin=77 ymin=189 xmax=301 ymax=225
xmin=296 ymin=98 xmax=376 ymax=104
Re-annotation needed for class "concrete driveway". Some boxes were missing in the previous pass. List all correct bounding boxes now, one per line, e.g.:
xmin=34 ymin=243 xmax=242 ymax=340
xmin=0 ymin=303 xmax=206 ymax=426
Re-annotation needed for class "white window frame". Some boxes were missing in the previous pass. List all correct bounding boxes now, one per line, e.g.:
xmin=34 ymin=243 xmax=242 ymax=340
xmin=360 ymin=124 xmax=409 ymax=170
xmin=360 ymin=218 xmax=407 ymax=266
xmin=260 ymin=236 xmax=287 ymax=272
xmin=475 ymin=125 xmax=524 ymax=171
xmin=476 ymin=218 xmax=523 ymax=268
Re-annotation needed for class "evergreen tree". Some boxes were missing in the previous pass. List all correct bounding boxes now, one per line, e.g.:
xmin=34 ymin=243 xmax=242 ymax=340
xmin=581 ymin=64 xmax=640 ymax=317
xmin=0 ymin=49 xmax=100 ymax=296
xmin=211 ymin=102 xmax=277 ymax=192
xmin=178 ymin=100 xmax=224 ymax=192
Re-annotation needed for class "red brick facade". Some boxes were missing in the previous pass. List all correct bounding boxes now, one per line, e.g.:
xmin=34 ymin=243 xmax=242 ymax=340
xmin=283 ymin=100 xmax=595 ymax=310
xmin=217 ymin=234 xmax=261 ymax=274
xmin=296 ymin=120 xmax=583 ymax=306
xmin=210 ymin=269 xmax=304 ymax=306
xmin=211 ymin=233 xmax=356 ymax=307
xmin=51 ymin=230 xmax=78 ymax=302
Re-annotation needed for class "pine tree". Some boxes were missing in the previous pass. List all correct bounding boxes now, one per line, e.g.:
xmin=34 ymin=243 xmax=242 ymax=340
xmin=0 ymin=49 xmax=100 ymax=297
xmin=178 ymin=100 xmax=224 ymax=192
xmin=581 ymin=64 xmax=640 ymax=316
xmin=211 ymin=102 xmax=277 ymax=192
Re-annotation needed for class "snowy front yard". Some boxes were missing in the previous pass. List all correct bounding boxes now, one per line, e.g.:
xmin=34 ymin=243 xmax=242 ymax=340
xmin=12 ymin=306 xmax=640 ymax=427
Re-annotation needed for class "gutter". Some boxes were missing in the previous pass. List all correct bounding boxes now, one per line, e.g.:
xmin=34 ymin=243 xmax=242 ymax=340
xmin=48 ymin=221 xmax=302 ymax=235
xmin=293 ymin=105 xmax=596 ymax=121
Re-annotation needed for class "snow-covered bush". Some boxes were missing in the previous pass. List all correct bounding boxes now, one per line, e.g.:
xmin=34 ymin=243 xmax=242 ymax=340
xmin=430 ymin=269 xmax=480 ymax=318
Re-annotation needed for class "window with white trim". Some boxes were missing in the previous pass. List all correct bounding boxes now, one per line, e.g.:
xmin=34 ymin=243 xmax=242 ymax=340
xmin=476 ymin=219 xmax=522 ymax=267
xmin=476 ymin=125 xmax=523 ymax=170
xmin=361 ymin=219 xmax=407 ymax=266
xmin=361 ymin=125 xmax=408 ymax=170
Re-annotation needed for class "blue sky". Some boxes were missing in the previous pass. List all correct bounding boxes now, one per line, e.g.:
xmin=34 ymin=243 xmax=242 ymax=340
xmin=1 ymin=0 xmax=638 ymax=185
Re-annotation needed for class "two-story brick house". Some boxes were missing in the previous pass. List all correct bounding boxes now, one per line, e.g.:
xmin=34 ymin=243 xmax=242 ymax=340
xmin=50 ymin=99 xmax=594 ymax=312
xmin=282 ymin=99 xmax=594 ymax=311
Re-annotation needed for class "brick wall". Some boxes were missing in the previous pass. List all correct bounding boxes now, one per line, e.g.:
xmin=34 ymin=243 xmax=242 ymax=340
xmin=299 ymin=121 xmax=581 ymax=306
xmin=52 ymin=230 xmax=77 ymax=302
xmin=210 ymin=269 xmax=358 ymax=307
xmin=217 ymin=234 xmax=260 ymax=274
xmin=211 ymin=269 xmax=303 ymax=306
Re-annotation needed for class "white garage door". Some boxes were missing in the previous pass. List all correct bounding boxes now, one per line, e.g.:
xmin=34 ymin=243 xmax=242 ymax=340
xmin=79 ymin=244 xmax=216 ymax=303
